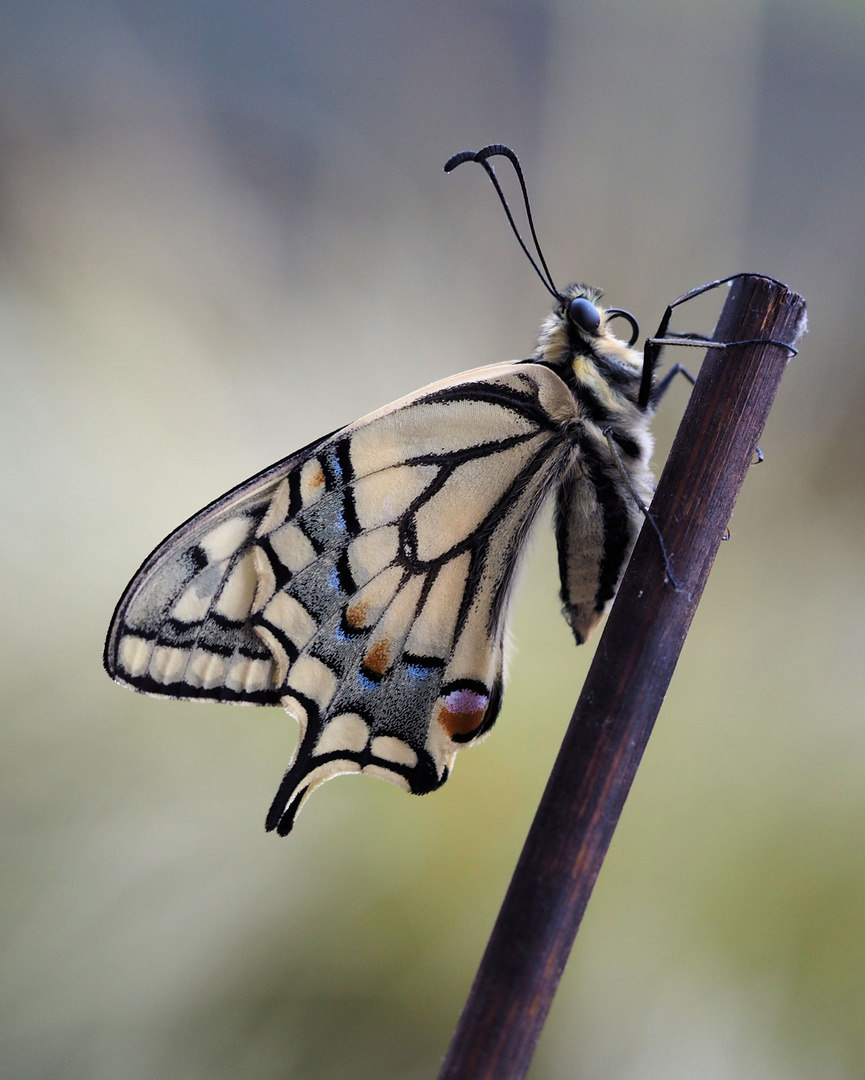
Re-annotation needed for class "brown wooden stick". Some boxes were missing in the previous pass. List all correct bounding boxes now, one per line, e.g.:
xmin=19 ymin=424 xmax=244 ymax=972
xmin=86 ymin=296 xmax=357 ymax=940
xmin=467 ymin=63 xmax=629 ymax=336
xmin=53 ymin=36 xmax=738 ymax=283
xmin=438 ymin=275 xmax=807 ymax=1080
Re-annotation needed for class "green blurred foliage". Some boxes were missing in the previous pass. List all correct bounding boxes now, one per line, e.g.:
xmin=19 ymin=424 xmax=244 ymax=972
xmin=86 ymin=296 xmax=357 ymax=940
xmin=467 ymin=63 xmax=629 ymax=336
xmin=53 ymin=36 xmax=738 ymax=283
xmin=2 ymin=0 xmax=864 ymax=1077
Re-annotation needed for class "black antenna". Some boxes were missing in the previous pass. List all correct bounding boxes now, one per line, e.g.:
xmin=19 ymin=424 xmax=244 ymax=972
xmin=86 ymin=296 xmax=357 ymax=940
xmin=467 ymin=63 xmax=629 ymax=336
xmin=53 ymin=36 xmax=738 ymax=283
xmin=445 ymin=144 xmax=563 ymax=302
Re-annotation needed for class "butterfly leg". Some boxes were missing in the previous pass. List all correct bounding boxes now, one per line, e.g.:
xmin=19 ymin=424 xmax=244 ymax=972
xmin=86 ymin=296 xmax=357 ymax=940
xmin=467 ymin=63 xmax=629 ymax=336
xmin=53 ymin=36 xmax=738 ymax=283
xmin=648 ymin=347 xmax=767 ymax=465
xmin=651 ymin=362 xmax=696 ymax=403
xmin=639 ymin=273 xmax=798 ymax=410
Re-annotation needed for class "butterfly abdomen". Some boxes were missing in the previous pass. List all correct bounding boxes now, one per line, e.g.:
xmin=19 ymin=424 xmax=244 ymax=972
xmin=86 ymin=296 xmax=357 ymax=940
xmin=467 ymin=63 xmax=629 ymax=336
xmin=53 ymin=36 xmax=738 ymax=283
xmin=535 ymin=285 xmax=656 ymax=645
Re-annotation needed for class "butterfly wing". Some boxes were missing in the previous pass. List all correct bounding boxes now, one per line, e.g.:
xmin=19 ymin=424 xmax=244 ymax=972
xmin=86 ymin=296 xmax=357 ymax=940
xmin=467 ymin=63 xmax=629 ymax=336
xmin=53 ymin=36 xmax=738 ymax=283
xmin=104 ymin=429 xmax=335 ymax=706
xmin=105 ymin=361 xmax=581 ymax=833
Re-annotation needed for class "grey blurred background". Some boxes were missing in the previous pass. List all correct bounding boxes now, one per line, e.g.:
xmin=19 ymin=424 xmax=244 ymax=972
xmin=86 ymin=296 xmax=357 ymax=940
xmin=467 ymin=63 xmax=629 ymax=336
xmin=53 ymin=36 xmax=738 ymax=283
xmin=2 ymin=1 xmax=864 ymax=1077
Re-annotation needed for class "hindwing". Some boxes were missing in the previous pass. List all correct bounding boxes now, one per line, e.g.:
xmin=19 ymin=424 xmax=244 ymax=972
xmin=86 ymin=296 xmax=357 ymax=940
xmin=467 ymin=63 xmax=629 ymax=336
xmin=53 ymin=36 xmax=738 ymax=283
xmin=105 ymin=362 xmax=581 ymax=833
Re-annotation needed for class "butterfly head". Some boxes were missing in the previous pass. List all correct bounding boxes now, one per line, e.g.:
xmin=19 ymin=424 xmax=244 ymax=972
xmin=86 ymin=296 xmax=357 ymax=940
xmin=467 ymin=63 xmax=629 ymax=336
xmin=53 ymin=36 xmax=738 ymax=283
xmin=533 ymin=283 xmax=644 ymax=394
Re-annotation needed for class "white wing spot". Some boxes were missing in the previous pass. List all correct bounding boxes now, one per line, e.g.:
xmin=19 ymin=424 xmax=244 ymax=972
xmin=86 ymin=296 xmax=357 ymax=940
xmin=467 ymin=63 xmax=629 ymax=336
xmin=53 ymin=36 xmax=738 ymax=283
xmin=269 ymin=522 xmax=317 ymax=574
xmin=262 ymin=593 xmax=317 ymax=649
xmin=216 ymin=550 xmax=258 ymax=621
xmin=226 ymin=655 xmax=272 ymax=693
xmin=370 ymin=736 xmax=418 ymax=767
xmin=186 ymin=650 xmax=227 ymax=689
xmin=287 ymin=654 xmax=338 ymax=710
xmin=171 ymin=582 xmax=214 ymax=623
xmin=149 ymin=645 xmax=189 ymax=685
xmin=300 ymin=458 xmax=327 ymax=507
xmin=200 ymin=516 xmax=253 ymax=563
xmin=119 ymin=635 xmax=153 ymax=677
xmin=314 ymin=713 xmax=370 ymax=756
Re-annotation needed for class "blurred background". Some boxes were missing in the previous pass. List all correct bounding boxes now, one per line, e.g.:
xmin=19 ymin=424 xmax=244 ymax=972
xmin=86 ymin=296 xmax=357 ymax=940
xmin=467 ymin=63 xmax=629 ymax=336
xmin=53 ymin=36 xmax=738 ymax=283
xmin=2 ymin=0 xmax=864 ymax=1077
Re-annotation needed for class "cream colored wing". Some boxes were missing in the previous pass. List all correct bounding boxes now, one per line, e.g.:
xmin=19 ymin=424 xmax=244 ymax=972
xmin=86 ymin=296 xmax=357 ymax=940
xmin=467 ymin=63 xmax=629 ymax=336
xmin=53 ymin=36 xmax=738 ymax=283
xmin=105 ymin=362 xmax=580 ymax=833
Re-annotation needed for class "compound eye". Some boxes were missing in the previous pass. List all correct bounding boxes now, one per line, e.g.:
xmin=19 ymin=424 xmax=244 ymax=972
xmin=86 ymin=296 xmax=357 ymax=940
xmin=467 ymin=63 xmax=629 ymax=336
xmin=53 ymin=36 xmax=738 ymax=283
xmin=567 ymin=297 xmax=601 ymax=335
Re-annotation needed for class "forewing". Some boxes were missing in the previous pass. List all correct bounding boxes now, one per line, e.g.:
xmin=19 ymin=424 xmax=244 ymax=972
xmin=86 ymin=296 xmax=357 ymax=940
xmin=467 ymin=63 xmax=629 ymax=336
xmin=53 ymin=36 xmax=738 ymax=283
xmin=104 ymin=429 xmax=337 ymax=704
xmin=106 ymin=362 xmax=577 ymax=832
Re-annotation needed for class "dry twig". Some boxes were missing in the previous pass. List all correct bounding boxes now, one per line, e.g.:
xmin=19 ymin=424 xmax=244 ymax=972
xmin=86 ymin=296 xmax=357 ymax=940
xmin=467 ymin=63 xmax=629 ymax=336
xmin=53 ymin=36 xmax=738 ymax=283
xmin=438 ymin=274 xmax=807 ymax=1080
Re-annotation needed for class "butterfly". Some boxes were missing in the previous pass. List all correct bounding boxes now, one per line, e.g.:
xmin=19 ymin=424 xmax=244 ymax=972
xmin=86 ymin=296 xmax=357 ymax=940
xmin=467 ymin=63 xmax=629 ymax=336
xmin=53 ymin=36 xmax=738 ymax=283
xmin=104 ymin=144 xmax=670 ymax=836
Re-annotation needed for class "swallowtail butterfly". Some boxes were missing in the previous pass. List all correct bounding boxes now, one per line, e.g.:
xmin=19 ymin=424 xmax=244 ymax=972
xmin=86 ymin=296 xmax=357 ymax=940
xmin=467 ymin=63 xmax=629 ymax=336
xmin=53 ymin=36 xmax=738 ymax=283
xmin=104 ymin=145 xmax=679 ymax=835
